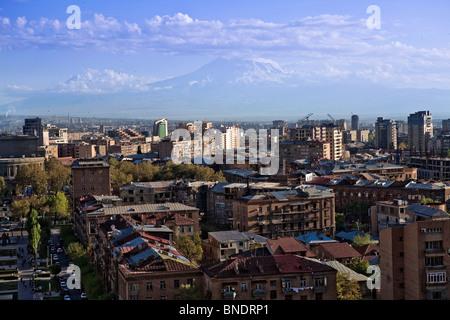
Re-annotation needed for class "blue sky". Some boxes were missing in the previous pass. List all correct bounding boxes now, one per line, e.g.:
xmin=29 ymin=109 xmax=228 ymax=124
xmin=1 ymin=0 xmax=450 ymax=119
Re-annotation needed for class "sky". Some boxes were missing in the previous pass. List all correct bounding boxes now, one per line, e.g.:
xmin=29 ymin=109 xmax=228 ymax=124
xmin=1 ymin=0 xmax=450 ymax=120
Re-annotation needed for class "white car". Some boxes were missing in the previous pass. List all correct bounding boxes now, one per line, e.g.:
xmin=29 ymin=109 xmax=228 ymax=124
xmin=64 ymin=295 xmax=71 ymax=300
xmin=53 ymin=254 xmax=59 ymax=261
xmin=81 ymin=292 xmax=87 ymax=299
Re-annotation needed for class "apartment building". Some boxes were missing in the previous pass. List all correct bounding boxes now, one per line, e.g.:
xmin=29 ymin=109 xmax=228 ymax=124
xmin=94 ymin=215 xmax=202 ymax=300
xmin=288 ymin=125 xmax=343 ymax=161
xmin=70 ymin=159 xmax=111 ymax=200
xmin=232 ymin=185 xmax=335 ymax=239
xmin=202 ymin=230 xmax=267 ymax=262
xmin=201 ymin=254 xmax=337 ymax=300
xmin=280 ymin=140 xmax=331 ymax=162
xmin=309 ymin=177 xmax=450 ymax=214
xmin=375 ymin=117 xmax=397 ymax=150
xmin=380 ymin=217 xmax=450 ymax=300
xmin=73 ymin=199 xmax=200 ymax=247
xmin=408 ymin=110 xmax=433 ymax=153
xmin=409 ymin=157 xmax=450 ymax=181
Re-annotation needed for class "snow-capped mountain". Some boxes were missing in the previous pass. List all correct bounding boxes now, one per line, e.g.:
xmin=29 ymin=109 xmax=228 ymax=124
xmin=147 ymin=57 xmax=292 ymax=89
xmin=2 ymin=57 xmax=450 ymax=121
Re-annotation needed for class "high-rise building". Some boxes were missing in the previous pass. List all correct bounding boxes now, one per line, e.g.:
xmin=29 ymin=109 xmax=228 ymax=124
xmin=288 ymin=124 xmax=343 ymax=161
xmin=351 ymin=114 xmax=359 ymax=131
xmin=441 ymin=119 xmax=450 ymax=134
xmin=407 ymin=111 xmax=433 ymax=152
xmin=23 ymin=117 xmax=45 ymax=146
xmin=375 ymin=117 xmax=397 ymax=150
xmin=380 ymin=208 xmax=450 ymax=300
xmin=153 ymin=118 xmax=168 ymax=139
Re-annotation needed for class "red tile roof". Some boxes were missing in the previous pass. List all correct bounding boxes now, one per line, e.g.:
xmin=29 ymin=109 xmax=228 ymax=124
xmin=314 ymin=242 xmax=362 ymax=259
xmin=266 ymin=237 xmax=316 ymax=257
xmin=202 ymin=255 xmax=335 ymax=279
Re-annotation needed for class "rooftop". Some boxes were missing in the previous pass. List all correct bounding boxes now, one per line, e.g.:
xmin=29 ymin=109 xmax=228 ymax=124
xmin=88 ymin=202 xmax=199 ymax=216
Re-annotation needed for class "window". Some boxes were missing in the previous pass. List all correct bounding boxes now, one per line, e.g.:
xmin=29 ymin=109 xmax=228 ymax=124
xmin=270 ymin=290 xmax=277 ymax=299
xmin=160 ymin=296 xmax=167 ymax=300
xmin=90 ymin=178 xmax=94 ymax=183
xmin=90 ymin=170 xmax=94 ymax=175
xmin=427 ymin=272 xmax=446 ymax=283
xmin=81 ymin=178 xmax=85 ymax=183
xmin=81 ymin=186 xmax=86 ymax=191
xmin=174 ymin=280 xmax=180 ymax=289
xmin=146 ymin=282 xmax=153 ymax=291
xmin=160 ymin=281 xmax=166 ymax=289
xmin=241 ymin=282 xmax=248 ymax=291
xmin=300 ymin=277 xmax=307 ymax=287
xmin=426 ymin=256 xmax=443 ymax=267
xmin=425 ymin=241 xmax=442 ymax=250
xmin=270 ymin=280 xmax=277 ymax=287
xmin=314 ymin=277 xmax=327 ymax=287
xmin=90 ymin=186 xmax=95 ymax=191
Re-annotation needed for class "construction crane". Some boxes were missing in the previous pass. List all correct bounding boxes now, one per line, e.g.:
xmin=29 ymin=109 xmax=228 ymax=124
xmin=327 ymin=114 xmax=335 ymax=124
xmin=298 ymin=113 xmax=313 ymax=123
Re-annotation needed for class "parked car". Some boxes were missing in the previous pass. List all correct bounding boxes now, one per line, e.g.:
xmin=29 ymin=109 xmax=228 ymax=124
xmin=81 ymin=292 xmax=87 ymax=300
xmin=64 ymin=295 xmax=71 ymax=300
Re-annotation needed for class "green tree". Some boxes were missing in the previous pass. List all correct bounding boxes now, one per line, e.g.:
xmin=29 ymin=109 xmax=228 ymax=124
xmin=336 ymin=272 xmax=362 ymax=300
xmin=49 ymin=263 xmax=62 ymax=277
xmin=335 ymin=212 xmax=346 ymax=230
xmin=48 ymin=191 xmax=70 ymax=225
xmin=177 ymin=234 xmax=203 ymax=264
xmin=28 ymin=209 xmax=41 ymax=267
xmin=15 ymin=163 xmax=48 ymax=196
xmin=352 ymin=233 xmax=377 ymax=248
xmin=66 ymin=242 xmax=86 ymax=261
xmin=349 ymin=257 xmax=370 ymax=275
xmin=177 ymin=280 xmax=203 ymax=300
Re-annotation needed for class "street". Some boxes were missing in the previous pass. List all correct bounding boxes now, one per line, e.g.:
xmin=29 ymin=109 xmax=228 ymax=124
xmin=49 ymin=228 xmax=82 ymax=300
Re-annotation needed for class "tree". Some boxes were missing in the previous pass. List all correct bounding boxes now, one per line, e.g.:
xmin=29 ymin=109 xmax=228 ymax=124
xmin=28 ymin=209 xmax=41 ymax=267
xmin=49 ymin=263 xmax=62 ymax=277
xmin=177 ymin=234 xmax=203 ymax=264
xmin=177 ymin=280 xmax=203 ymax=300
xmin=45 ymin=158 xmax=70 ymax=194
xmin=0 ymin=176 xmax=6 ymax=197
xmin=15 ymin=163 xmax=48 ymax=196
xmin=335 ymin=212 xmax=346 ymax=230
xmin=66 ymin=242 xmax=86 ymax=261
xmin=349 ymin=257 xmax=370 ymax=275
xmin=336 ymin=272 xmax=362 ymax=300
xmin=48 ymin=191 xmax=70 ymax=225
xmin=352 ymin=233 xmax=377 ymax=248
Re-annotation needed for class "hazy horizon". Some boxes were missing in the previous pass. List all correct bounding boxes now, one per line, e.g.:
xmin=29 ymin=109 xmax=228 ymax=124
xmin=1 ymin=1 xmax=450 ymax=120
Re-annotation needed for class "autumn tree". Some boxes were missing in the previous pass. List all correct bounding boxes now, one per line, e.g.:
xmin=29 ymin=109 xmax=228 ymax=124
xmin=336 ymin=272 xmax=362 ymax=300
xmin=15 ymin=163 xmax=48 ymax=196
xmin=45 ymin=158 xmax=71 ymax=194
xmin=177 ymin=233 xmax=203 ymax=264
xmin=0 ymin=176 xmax=6 ymax=197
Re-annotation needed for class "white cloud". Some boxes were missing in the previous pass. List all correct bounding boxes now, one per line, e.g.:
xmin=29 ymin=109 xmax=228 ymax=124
xmin=1 ymin=12 xmax=450 ymax=89
xmin=53 ymin=68 xmax=160 ymax=93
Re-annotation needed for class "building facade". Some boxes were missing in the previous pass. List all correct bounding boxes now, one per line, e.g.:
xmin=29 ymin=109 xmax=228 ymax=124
xmin=232 ymin=185 xmax=336 ymax=239
xmin=380 ymin=218 xmax=450 ymax=300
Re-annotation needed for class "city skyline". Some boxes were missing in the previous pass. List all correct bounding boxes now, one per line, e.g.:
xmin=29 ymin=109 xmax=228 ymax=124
xmin=1 ymin=1 xmax=450 ymax=120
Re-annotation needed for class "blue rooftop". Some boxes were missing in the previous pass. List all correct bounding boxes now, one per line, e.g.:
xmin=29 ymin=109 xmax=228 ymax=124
xmin=296 ymin=232 xmax=335 ymax=244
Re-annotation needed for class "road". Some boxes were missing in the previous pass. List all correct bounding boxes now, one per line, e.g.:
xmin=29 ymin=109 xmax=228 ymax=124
xmin=49 ymin=227 xmax=82 ymax=300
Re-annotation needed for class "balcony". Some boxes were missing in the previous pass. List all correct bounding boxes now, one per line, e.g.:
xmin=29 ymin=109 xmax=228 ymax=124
xmin=252 ymin=288 xmax=266 ymax=297
xmin=425 ymin=248 xmax=446 ymax=256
